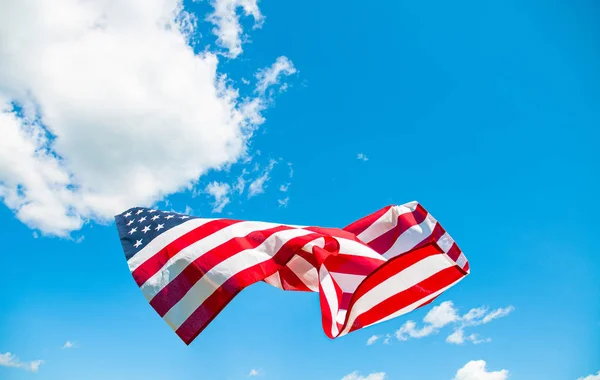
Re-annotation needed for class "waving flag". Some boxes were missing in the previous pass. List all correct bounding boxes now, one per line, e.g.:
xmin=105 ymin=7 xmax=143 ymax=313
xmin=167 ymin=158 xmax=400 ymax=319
xmin=115 ymin=201 xmax=469 ymax=344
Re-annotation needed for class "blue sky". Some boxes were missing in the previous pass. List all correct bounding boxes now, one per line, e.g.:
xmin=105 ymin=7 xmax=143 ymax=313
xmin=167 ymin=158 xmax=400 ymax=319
xmin=1 ymin=0 xmax=599 ymax=379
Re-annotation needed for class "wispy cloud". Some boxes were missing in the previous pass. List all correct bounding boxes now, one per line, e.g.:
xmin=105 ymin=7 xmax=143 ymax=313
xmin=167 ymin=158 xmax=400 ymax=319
xmin=372 ymin=301 xmax=514 ymax=345
xmin=366 ymin=335 xmax=380 ymax=345
xmin=453 ymin=360 xmax=508 ymax=380
xmin=357 ymin=153 xmax=369 ymax=161
xmin=62 ymin=340 xmax=77 ymax=349
xmin=205 ymin=182 xmax=231 ymax=213
xmin=248 ymin=368 xmax=260 ymax=376
xmin=277 ymin=197 xmax=289 ymax=207
xmin=255 ymin=57 xmax=297 ymax=95
xmin=342 ymin=371 xmax=386 ymax=380
xmin=0 ymin=352 xmax=44 ymax=373
xmin=248 ymin=160 xmax=277 ymax=198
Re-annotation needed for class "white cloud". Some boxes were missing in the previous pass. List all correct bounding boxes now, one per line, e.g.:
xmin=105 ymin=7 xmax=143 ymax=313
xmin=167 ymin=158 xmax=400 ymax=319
xmin=0 ymin=352 xmax=44 ymax=373
xmin=255 ymin=56 xmax=297 ymax=95
xmin=366 ymin=335 xmax=380 ymax=345
xmin=382 ymin=301 xmax=513 ymax=345
xmin=248 ymin=159 xmax=276 ymax=197
xmin=279 ymin=183 xmax=289 ymax=192
xmin=248 ymin=368 xmax=260 ymax=376
xmin=62 ymin=340 xmax=77 ymax=349
xmin=277 ymin=197 xmax=289 ymax=207
xmin=0 ymin=0 xmax=296 ymax=236
xmin=578 ymin=371 xmax=600 ymax=380
xmin=207 ymin=0 xmax=264 ymax=58
xmin=481 ymin=306 xmax=515 ymax=324
xmin=234 ymin=171 xmax=247 ymax=194
xmin=446 ymin=329 xmax=491 ymax=345
xmin=395 ymin=320 xmax=436 ymax=341
xmin=453 ymin=360 xmax=508 ymax=380
xmin=342 ymin=371 xmax=386 ymax=380
xmin=395 ymin=301 xmax=457 ymax=340
xmin=423 ymin=300 xmax=460 ymax=328
xmin=357 ymin=153 xmax=369 ymax=161
xmin=205 ymin=181 xmax=231 ymax=213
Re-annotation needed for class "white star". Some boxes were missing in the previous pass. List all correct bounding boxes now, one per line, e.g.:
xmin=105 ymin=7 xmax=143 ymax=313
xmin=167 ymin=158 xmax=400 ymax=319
xmin=127 ymin=220 xmax=134 ymax=226
xmin=124 ymin=212 xmax=132 ymax=218
xmin=142 ymin=225 xmax=151 ymax=233
xmin=151 ymin=215 xmax=160 ymax=221
xmin=139 ymin=216 xmax=147 ymax=223
xmin=155 ymin=223 xmax=165 ymax=231
xmin=149 ymin=209 xmax=157 ymax=213
xmin=136 ymin=209 xmax=144 ymax=215
xmin=165 ymin=215 xmax=174 ymax=220
xmin=180 ymin=215 xmax=189 ymax=219
xmin=134 ymin=239 xmax=143 ymax=248
xmin=129 ymin=227 xmax=137 ymax=235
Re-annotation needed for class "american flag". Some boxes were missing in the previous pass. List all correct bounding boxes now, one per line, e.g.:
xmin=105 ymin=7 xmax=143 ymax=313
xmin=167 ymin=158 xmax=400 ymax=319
xmin=115 ymin=201 xmax=469 ymax=344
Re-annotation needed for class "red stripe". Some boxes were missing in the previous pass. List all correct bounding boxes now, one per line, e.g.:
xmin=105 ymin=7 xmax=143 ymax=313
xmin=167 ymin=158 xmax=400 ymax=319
xmin=132 ymin=219 xmax=241 ymax=286
xmin=446 ymin=243 xmax=461 ymax=262
xmin=278 ymin=265 xmax=312 ymax=292
xmin=319 ymin=268 xmax=344 ymax=339
xmin=412 ymin=222 xmax=446 ymax=251
xmin=366 ymin=204 xmax=428 ymax=254
xmin=324 ymin=254 xmax=385 ymax=276
xmin=174 ymin=233 xmax=323 ymax=344
xmin=343 ymin=205 xmax=393 ymax=237
xmin=346 ymin=242 xmax=444 ymax=308
xmin=349 ymin=266 xmax=465 ymax=332
xmin=150 ymin=225 xmax=295 ymax=316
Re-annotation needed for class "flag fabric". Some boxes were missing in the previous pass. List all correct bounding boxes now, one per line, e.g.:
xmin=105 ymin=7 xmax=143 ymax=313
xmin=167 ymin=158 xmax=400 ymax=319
xmin=115 ymin=201 xmax=469 ymax=345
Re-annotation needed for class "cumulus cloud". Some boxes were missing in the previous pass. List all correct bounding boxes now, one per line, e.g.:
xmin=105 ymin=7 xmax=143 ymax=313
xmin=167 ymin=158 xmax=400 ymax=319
xmin=453 ymin=360 xmax=508 ymax=380
xmin=342 ymin=371 xmax=386 ymax=380
xmin=383 ymin=301 xmax=513 ymax=345
xmin=0 ymin=0 xmax=296 ymax=236
xmin=207 ymin=0 xmax=264 ymax=58
xmin=0 ymin=352 xmax=44 ymax=373
xmin=357 ymin=153 xmax=369 ymax=161
xmin=578 ymin=371 xmax=600 ymax=380
xmin=205 ymin=181 xmax=231 ymax=213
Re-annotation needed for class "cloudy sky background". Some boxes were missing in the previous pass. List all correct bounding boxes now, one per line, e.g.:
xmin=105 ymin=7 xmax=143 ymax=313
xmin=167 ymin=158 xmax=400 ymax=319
xmin=1 ymin=0 xmax=599 ymax=379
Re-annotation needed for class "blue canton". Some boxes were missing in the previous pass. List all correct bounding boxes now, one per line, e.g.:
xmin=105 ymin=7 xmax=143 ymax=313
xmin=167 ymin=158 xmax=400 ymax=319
xmin=115 ymin=207 xmax=199 ymax=261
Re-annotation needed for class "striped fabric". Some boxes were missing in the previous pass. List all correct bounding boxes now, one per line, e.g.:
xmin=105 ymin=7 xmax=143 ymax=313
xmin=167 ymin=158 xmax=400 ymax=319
xmin=115 ymin=201 xmax=469 ymax=344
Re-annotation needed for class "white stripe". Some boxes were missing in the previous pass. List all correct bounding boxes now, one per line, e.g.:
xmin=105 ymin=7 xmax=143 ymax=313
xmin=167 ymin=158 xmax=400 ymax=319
xmin=456 ymin=253 xmax=468 ymax=269
xmin=163 ymin=228 xmax=315 ymax=329
xmin=319 ymin=267 xmax=340 ymax=337
xmin=356 ymin=203 xmax=416 ymax=243
xmin=339 ymin=253 xmax=453 ymax=336
xmin=140 ymin=221 xmax=284 ymax=301
xmin=128 ymin=218 xmax=215 ymax=272
xmin=337 ymin=238 xmax=387 ymax=261
xmin=436 ymin=232 xmax=454 ymax=253
xmin=329 ymin=272 xmax=366 ymax=293
xmin=382 ymin=213 xmax=437 ymax=259
xmin=287 ymin=255 xmax=319 ymax=292
xmin=264 ymin=271 xmax=283 ymax=289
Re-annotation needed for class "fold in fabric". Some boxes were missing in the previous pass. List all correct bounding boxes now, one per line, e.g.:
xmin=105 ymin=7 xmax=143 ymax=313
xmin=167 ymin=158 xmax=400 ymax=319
xmin=115 ymin=201 xmax=469 ymax=344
